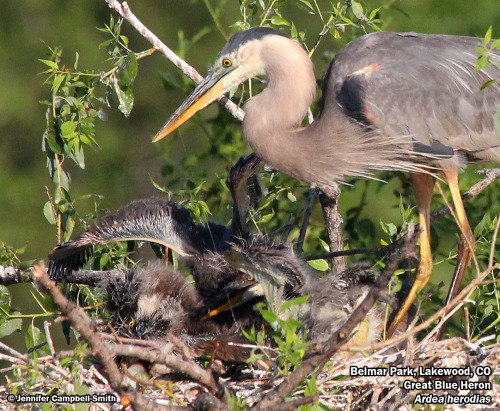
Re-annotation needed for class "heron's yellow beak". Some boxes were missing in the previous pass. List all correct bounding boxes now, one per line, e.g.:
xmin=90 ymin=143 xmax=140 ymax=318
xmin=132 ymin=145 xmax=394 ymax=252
xmin=153 ymin=68 xmax=231 ymax=142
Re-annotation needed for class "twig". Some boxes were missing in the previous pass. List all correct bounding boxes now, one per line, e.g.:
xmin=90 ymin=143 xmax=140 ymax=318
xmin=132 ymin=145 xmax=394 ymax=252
xmin=0 ymin=266 xmax=32 ymax=286
xmin=430 ymin=167 xmax=500 ymax=223
xmin=318 ymin=183 xmax=346 ymax=273
xmin=104 ymin=0 xmax=244 ymax=123
xmin=260 ymin=394 xmax=320 ymax=411
xmin=296 ymin=188 xmax=316 ymax=254
xmin=0 ymin=341 xmax=26 ymax=361
xmin=347 ymin=260 xmax=500 ymax=353
xmin=0 ymin=267 xmax=124 ymax=287
xmin=255 ymin=224 xmax=419 ymax=408
xmin=43 ymin=321 xmax=56 ymax=358
xmin=32 ymin=263 xmax=169 ymax=411
xmin=106 ymin=342 xmax=223 ymax=395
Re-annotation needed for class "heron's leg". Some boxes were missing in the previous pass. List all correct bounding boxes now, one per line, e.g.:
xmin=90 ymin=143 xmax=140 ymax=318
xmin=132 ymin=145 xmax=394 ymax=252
xmin=387 ymin=172 xmax=435 ymax=337
xmin=441 ymin=169 xmax=475 ymax=307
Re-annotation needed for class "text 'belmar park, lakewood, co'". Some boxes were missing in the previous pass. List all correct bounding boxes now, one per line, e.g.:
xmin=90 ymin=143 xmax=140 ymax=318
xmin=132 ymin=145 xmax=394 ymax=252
xmin=350 ymin=365 xmax=493 ymax=406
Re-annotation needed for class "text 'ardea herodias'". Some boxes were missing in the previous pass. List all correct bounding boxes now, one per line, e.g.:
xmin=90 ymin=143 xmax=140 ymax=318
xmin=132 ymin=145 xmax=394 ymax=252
xmin=154 ymin=28 xmax=500 ymax=336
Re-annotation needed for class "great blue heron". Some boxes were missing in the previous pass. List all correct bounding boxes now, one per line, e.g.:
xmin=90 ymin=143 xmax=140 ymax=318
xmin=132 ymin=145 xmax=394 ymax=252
xmin=154 ymin=28 xmax=500 ymax=336
xmin=102 ymin=261 xmax=257 ymax=362
xmin=47 ymin=153 xmax=405 ymax=352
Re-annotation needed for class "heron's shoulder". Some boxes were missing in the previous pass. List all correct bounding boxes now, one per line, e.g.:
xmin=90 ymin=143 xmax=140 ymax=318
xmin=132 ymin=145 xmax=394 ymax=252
xmin=344 ymin=31 xmax=482 ymax=50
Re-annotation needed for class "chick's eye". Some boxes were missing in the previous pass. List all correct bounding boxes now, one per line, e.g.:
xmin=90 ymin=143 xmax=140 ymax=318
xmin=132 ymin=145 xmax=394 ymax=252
xmin=222 ymin=58 xmax=232 ymax=67
xmin=128 ymin=320 xmax=135 ymax=328
xmin=246 ymin=275 xmax=254 ymax=281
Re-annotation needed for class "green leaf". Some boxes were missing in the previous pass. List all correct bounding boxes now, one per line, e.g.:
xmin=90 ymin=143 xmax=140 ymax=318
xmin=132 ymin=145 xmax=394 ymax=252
xmin=304 ymin=373 xmax=318 ymax=396
xmin=64 ymin=216 xmax=75 ymax=242
xmin=43 ymin=201 xmax=56 ymax=225
xmin=115 ymin=84 xmax=134 ymax=117
xmin=99 ymin=253 xmax=110 ymax=269
xmin=297 ymin=0 xmax=314 ymax=12
xmin=351 ymin=1 xmax=366 ymax=20
xmin=319 ymin=238 xmax=330 ymax=252
xmin=476 ymin=55 xmax=489 ymax=70
xmin=117 ymin=52 xmax=138 ymax=88
xmin=0 ymin=318 xmax=22 ymax=338
xmin=369 ymin=8 xmax=380 ymax=20
xmin=0 ymin=285 xmax=11 ymax=308
xmin=258 ymin=210 xmax=275 ymax=224
xmin=307 ymin=259 xmax=329 ymax=271
xmin=52 ymin=73 xmax=65 ymax=94
xmin=26 ymin=325 xmax=46 ymax=350
xmin=281 ymin=295 xmax=309 ymax=313
xmin=270 ymin=16 xmax=290 ymax=26
xmin=484 ymin=26 xmax=492 ymax=44
xmin=287 ymin=191 xmax=297 ymax=202
xmin=474 ymin=212 xmax=491 ymax=237
xmin=491 ymin=39 xmax=500 ymax=50
xmin=61 ymin=121 xmax=77 ymax=137
xmin=259 ymin=308 xmax=278 ymax=323
xmin=39 ymin=59 xmax=59 ymax=70
xmin=290 ymin=22 xmax=298 ymax=40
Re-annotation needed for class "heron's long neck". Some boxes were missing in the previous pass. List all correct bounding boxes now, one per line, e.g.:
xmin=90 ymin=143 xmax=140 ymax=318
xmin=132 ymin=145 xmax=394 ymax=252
xmin=243 ymin=36 xmax=317 ymax=179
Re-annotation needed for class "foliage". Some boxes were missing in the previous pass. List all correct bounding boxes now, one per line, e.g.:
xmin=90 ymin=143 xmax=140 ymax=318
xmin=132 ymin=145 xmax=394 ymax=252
xmin=243 ymin=297 xmax=311 ymax=376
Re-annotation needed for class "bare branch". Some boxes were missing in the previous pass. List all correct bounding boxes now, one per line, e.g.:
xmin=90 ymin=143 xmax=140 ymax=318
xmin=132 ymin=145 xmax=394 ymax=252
xmin=318 ymin=183 xmax=346 ymax=273
xmin=106 ymin=342 xmax=223 ymax=395
xmin=103 ymin=0 xmax=244 ymax=122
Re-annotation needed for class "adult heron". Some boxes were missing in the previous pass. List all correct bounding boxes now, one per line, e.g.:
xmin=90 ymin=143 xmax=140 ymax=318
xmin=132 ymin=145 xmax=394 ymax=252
xmin=154 ymin=28 xmax=500 ymax=335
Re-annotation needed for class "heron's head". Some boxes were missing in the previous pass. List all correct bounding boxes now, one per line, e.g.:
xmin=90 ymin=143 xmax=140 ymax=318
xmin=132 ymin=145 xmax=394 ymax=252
xmin=153 ymin=27 xmax=288 ymax=142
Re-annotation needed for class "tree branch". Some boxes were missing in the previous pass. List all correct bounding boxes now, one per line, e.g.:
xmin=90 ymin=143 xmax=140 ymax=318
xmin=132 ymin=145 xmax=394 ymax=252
xmin=103 ymin=0 xmax=244 ymax=122
xmin=0 ymin=267 xmax=125 ymax=287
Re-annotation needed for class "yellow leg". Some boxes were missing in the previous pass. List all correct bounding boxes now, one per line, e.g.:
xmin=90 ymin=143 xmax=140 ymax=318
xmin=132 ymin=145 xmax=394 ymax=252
xmin=387 ymin=173 xmax=435 ymax=337
xmin=441 ymin=170 xmax=475 ymax=307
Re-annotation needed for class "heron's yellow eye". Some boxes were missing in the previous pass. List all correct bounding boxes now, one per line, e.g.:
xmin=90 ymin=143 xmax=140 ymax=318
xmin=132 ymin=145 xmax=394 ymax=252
xmin=129 ymin=320 xmax=135 ymax=328
xmin=222 ymin=58 xmax=232 ymax=67
xmin=246 ymin=275 xmax=254 ymax=281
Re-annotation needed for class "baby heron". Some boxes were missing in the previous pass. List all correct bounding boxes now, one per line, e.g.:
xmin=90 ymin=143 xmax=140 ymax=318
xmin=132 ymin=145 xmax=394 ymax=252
xmin=155 ymin=28 xmax=500 ymax=335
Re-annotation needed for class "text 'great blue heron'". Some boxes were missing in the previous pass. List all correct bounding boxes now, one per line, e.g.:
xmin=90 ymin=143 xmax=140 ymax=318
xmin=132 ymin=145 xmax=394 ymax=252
xmin=154 ymin=28 xmax=500 ymax=336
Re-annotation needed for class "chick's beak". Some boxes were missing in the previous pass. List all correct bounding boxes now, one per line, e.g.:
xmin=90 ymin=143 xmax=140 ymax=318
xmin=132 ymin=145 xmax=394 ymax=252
xmin=153 ymin=68 xmax=230 ymax=142
xmin=202 ymin=283 xmax=265 ymax=319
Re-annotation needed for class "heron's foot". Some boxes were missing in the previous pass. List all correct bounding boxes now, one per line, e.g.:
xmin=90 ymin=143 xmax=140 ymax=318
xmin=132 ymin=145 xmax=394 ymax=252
xmin=387 ymin=257 xmax=433 ymax=338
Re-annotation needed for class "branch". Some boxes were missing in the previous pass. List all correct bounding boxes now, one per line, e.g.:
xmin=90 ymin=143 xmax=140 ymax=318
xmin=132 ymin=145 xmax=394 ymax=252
xmin=31 ymin=264 xmax=169 ymax=411
xmin=318 ymin=183 xmax=346 ymax=273
xmin=255 ymin=224 xmax=419 ymax=409
xmin=431 ymin=167 xmax=500 ymax=222
xmin=107 ymin=342 xmax=223 ymax=395
xmin=0 ymin=267 xmax=124 ymax=287
xmin=103 ymin=0 xmax=244 ymax=122
xmin=0 ymin=266 xmax=31 ymax=286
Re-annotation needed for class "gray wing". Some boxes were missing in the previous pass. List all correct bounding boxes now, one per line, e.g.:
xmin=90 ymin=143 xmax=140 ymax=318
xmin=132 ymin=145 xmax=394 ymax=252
xmin=323 ymin=32 xmax=500 ymax=166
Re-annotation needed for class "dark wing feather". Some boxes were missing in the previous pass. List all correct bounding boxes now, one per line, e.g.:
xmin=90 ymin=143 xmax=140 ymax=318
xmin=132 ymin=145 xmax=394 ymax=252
xmin=324 ymin=32 xmax=500 ymax=167
xmin=48 ymin=198 xmax=230 ymax=280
